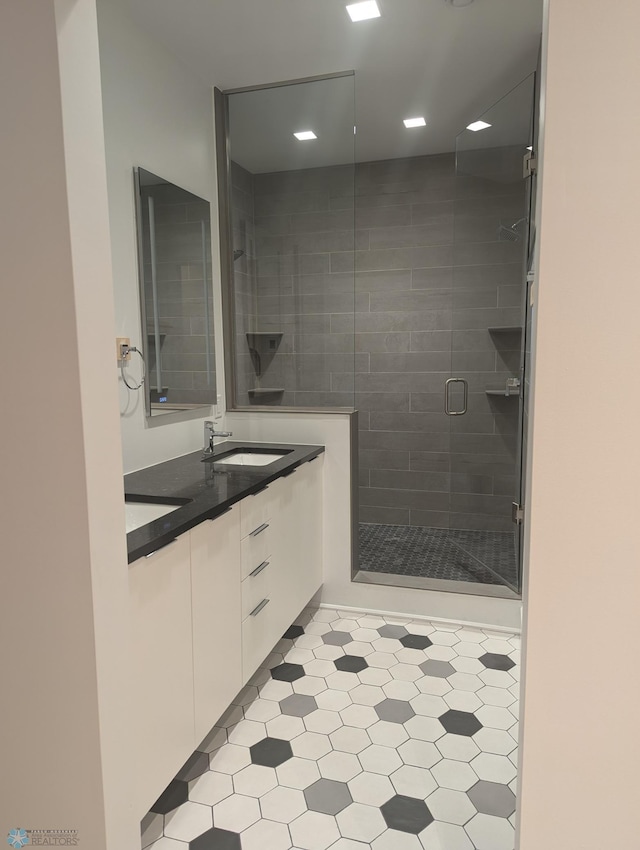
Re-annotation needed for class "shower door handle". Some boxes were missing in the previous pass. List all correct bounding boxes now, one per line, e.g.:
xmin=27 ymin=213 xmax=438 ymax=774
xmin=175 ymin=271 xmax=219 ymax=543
xmin=444 ymin=378 xmax=468 ymax=416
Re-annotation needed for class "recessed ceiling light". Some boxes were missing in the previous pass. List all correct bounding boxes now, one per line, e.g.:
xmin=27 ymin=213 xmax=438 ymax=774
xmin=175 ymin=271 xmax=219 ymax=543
xmin=294 ymin=130 xmax=317 ymax=141
xmin=403 ymin=117 xmax=426 ymax=129
xmin=526 ymin=145 xmax=533 ymax=151
xmin=467 ymin=120 xmax=492 ymax=132
xmin=346 ymin=1 xmax=381 ymax=23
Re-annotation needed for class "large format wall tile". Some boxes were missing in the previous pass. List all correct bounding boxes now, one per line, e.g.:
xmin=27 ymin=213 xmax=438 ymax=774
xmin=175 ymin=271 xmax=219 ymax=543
xmin=240 ymin=153 xmax=526 ymax=530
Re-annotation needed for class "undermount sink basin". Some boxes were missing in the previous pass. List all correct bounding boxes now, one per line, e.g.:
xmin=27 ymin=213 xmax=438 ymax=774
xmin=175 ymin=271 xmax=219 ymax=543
xmin=125 ymin=501 xmax=184 ymax=534
xmin=214 ymin=451 xmax=286 ymax=467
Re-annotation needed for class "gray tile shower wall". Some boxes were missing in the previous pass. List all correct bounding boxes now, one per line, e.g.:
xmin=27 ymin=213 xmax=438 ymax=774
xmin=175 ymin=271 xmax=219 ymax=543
xmin=240 ymin=152 xmax=526 ymax=531
xmin=252 ymin=164 xmax=357 ymax=408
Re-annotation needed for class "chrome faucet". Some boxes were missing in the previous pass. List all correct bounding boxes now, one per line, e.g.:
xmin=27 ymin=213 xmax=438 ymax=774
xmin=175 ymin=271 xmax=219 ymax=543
xmin=203 ymin=420 xmax=233 ymax=456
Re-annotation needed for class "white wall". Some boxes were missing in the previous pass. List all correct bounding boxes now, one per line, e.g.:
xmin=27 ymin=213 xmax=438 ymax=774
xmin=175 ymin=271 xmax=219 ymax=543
xmin=226 ymin=412 xmax=522 ymax=630
xmin=1 ymin=1 xmax=135 ymax=846
xmin=97 ymin=0 xmax=225 ymax=473
xmin=517 ymin=1 xmax=640 ymax=846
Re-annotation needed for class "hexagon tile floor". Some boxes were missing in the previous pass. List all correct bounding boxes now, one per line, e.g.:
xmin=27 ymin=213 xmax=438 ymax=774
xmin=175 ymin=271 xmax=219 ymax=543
xmin=142 ymin=607 xmax=520 ymax=850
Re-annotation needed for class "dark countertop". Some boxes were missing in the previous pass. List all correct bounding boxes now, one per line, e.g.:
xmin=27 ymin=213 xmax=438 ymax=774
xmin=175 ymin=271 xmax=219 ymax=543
xmin=125 ymin=441 xmax=324 ymax=563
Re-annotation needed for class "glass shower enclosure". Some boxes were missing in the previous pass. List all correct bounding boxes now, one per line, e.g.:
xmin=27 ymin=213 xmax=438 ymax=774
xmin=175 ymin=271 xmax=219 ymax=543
xmin=218 ymin=73 xmax=356 ymax=412
xmin=217 ymin=71 xmax=536 ymax=600
xmin=356 ymin=74 xmax=536 ymax=597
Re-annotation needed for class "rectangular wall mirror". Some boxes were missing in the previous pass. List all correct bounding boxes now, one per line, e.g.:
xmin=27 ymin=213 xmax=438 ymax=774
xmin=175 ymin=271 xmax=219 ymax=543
xmin=134 ymin=167 xmax=216 ymax=418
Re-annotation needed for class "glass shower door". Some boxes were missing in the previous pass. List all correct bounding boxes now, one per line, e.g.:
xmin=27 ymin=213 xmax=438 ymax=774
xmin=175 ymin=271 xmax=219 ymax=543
xmin=449 ymin=73 xmax=536 ymax=594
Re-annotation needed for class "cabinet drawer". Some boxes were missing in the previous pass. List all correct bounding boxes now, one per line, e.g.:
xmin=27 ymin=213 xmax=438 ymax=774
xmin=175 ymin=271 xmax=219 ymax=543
xmin=241 ymin=522 xmax=272 ymax=579
xmin=240 ymin=485 xmax=273 ymax=538
xmin=241 ymin=559 xmax=272 ymax=620
xmin=242 ymin=596 xmax=279 ymax=681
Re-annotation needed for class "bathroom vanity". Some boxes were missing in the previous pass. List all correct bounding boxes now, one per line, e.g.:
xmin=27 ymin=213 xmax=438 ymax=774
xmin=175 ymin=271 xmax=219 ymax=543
xmin=125 ymin=442 xmax=324 ymax=816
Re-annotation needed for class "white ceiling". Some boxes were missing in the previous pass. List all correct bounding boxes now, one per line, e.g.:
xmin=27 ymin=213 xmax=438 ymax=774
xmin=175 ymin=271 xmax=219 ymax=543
xmin=123 ymin=0 xmax=542 ymax=172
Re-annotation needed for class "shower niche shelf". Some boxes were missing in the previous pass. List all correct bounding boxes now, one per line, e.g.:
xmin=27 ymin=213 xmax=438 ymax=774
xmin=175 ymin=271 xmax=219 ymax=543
xmin=486 ymin=390 xmax=519 ymax=398
xmin=488 ymin=326 xmax=523 ymax=334
xmin=246 ymin=332 xmax=283 ymax=378
xmin=248 ymin=388 xmax=285 ymax=403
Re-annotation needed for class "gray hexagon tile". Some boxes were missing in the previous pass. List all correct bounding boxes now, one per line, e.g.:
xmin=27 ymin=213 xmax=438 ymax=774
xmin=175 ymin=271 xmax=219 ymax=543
xmin=439 ymin=709 xmax=483 ymax=737
xmin=150 ymin=780 xmax=189 ymax=814
xmin=271 ymin=662 xmax=306 ymax=682
xmin=144 ymin=607 xmax=520 ymax=850
xmin=249 ymin=737 xmax=293 ymax=767
xmin=189 ymin=826 xmax=241 ymax=850
xmin=380 ymin=794 xmax=434 ymax=834
xmin=467 ymin=779 xmax=516 ymax=817
xmin=304 ymin=778 xmax=353 ymax=815
xmin=479 ymin=652 xmax=516 ymax=671
xmin=374 ymin=698 xmax=415 ymax=724
xmin=280 ymin=694 xmax=318 ymax=717
xmin=323 ymin=631 xmax=353 ymax=647
xmin=420 ymin=659 xmax=455 ymax=678
xmin=399 ymin=633 xmax=433 ymax=650
xmin=378 ymin=624 xmax=408 ymax=639
xmin=334 ymin=655 xmax=369 ymax=673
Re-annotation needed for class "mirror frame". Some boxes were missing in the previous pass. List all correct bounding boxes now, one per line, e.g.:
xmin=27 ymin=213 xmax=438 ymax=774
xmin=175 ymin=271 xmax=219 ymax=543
xmin=133 ymin=166 xmax=215 ymax=425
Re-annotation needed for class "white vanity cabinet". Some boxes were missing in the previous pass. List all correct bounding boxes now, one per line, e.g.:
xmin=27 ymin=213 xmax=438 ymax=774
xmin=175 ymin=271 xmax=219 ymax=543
xmin=241 ymin=456 xmax=324 ymax=682
xmin=190 ymin=506 xmax=242 ymax=745
xmin=240 ymin=484 xmax=279 ymax=679
xmin=128 ymin=451 xmax=324 ymax=816
xmin=128 ymin=533 xmax=194 ymax=816
xmin=275 ymin=457 xmax=323 ymax=609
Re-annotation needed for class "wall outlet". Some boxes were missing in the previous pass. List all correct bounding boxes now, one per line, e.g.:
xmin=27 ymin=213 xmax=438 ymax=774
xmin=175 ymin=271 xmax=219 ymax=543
xmin=116 ymin=337 xmax=131 ymax=362
xmin=214 ymin=393 xmax=223 ymax=420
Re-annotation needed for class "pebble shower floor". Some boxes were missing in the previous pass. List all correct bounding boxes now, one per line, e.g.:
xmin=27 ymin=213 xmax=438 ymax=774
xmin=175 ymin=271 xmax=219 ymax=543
xmin=142 ymin=607 xmax=520 ymax=850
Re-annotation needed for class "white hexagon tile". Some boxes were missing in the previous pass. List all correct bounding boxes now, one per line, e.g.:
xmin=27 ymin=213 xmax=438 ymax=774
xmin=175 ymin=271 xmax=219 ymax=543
xmin=142 ymin=608 xmax=520 ymax=850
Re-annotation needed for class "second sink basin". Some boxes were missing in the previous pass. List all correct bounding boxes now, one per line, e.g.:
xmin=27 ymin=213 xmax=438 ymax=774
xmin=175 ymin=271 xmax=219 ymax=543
xmin=125 ymin=501 xmax=182 ymax=533
xmin=125 ymin=495 xmax=191 ymax=534
xmin=215 ymin=451 xmax=286 ymax=467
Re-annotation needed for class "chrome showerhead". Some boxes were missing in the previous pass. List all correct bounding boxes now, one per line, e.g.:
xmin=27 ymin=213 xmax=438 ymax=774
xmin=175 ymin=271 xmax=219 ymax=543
xmin=498 ymin=217 xmax=528 ymax=242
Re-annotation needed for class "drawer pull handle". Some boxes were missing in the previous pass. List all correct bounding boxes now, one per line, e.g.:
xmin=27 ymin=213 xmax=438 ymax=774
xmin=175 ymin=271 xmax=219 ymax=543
xmin=145 ymin=539 xmax=177 ymax=558
xmin=250 ymin=598 xmax=270 ymax=617
xmin=250 ymin=560 xmax=270 ymax=577
xmin=250 ymin=522 xmax=269 ymax=537
xmin=208 ymin=506 xmax=232 ymax=520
